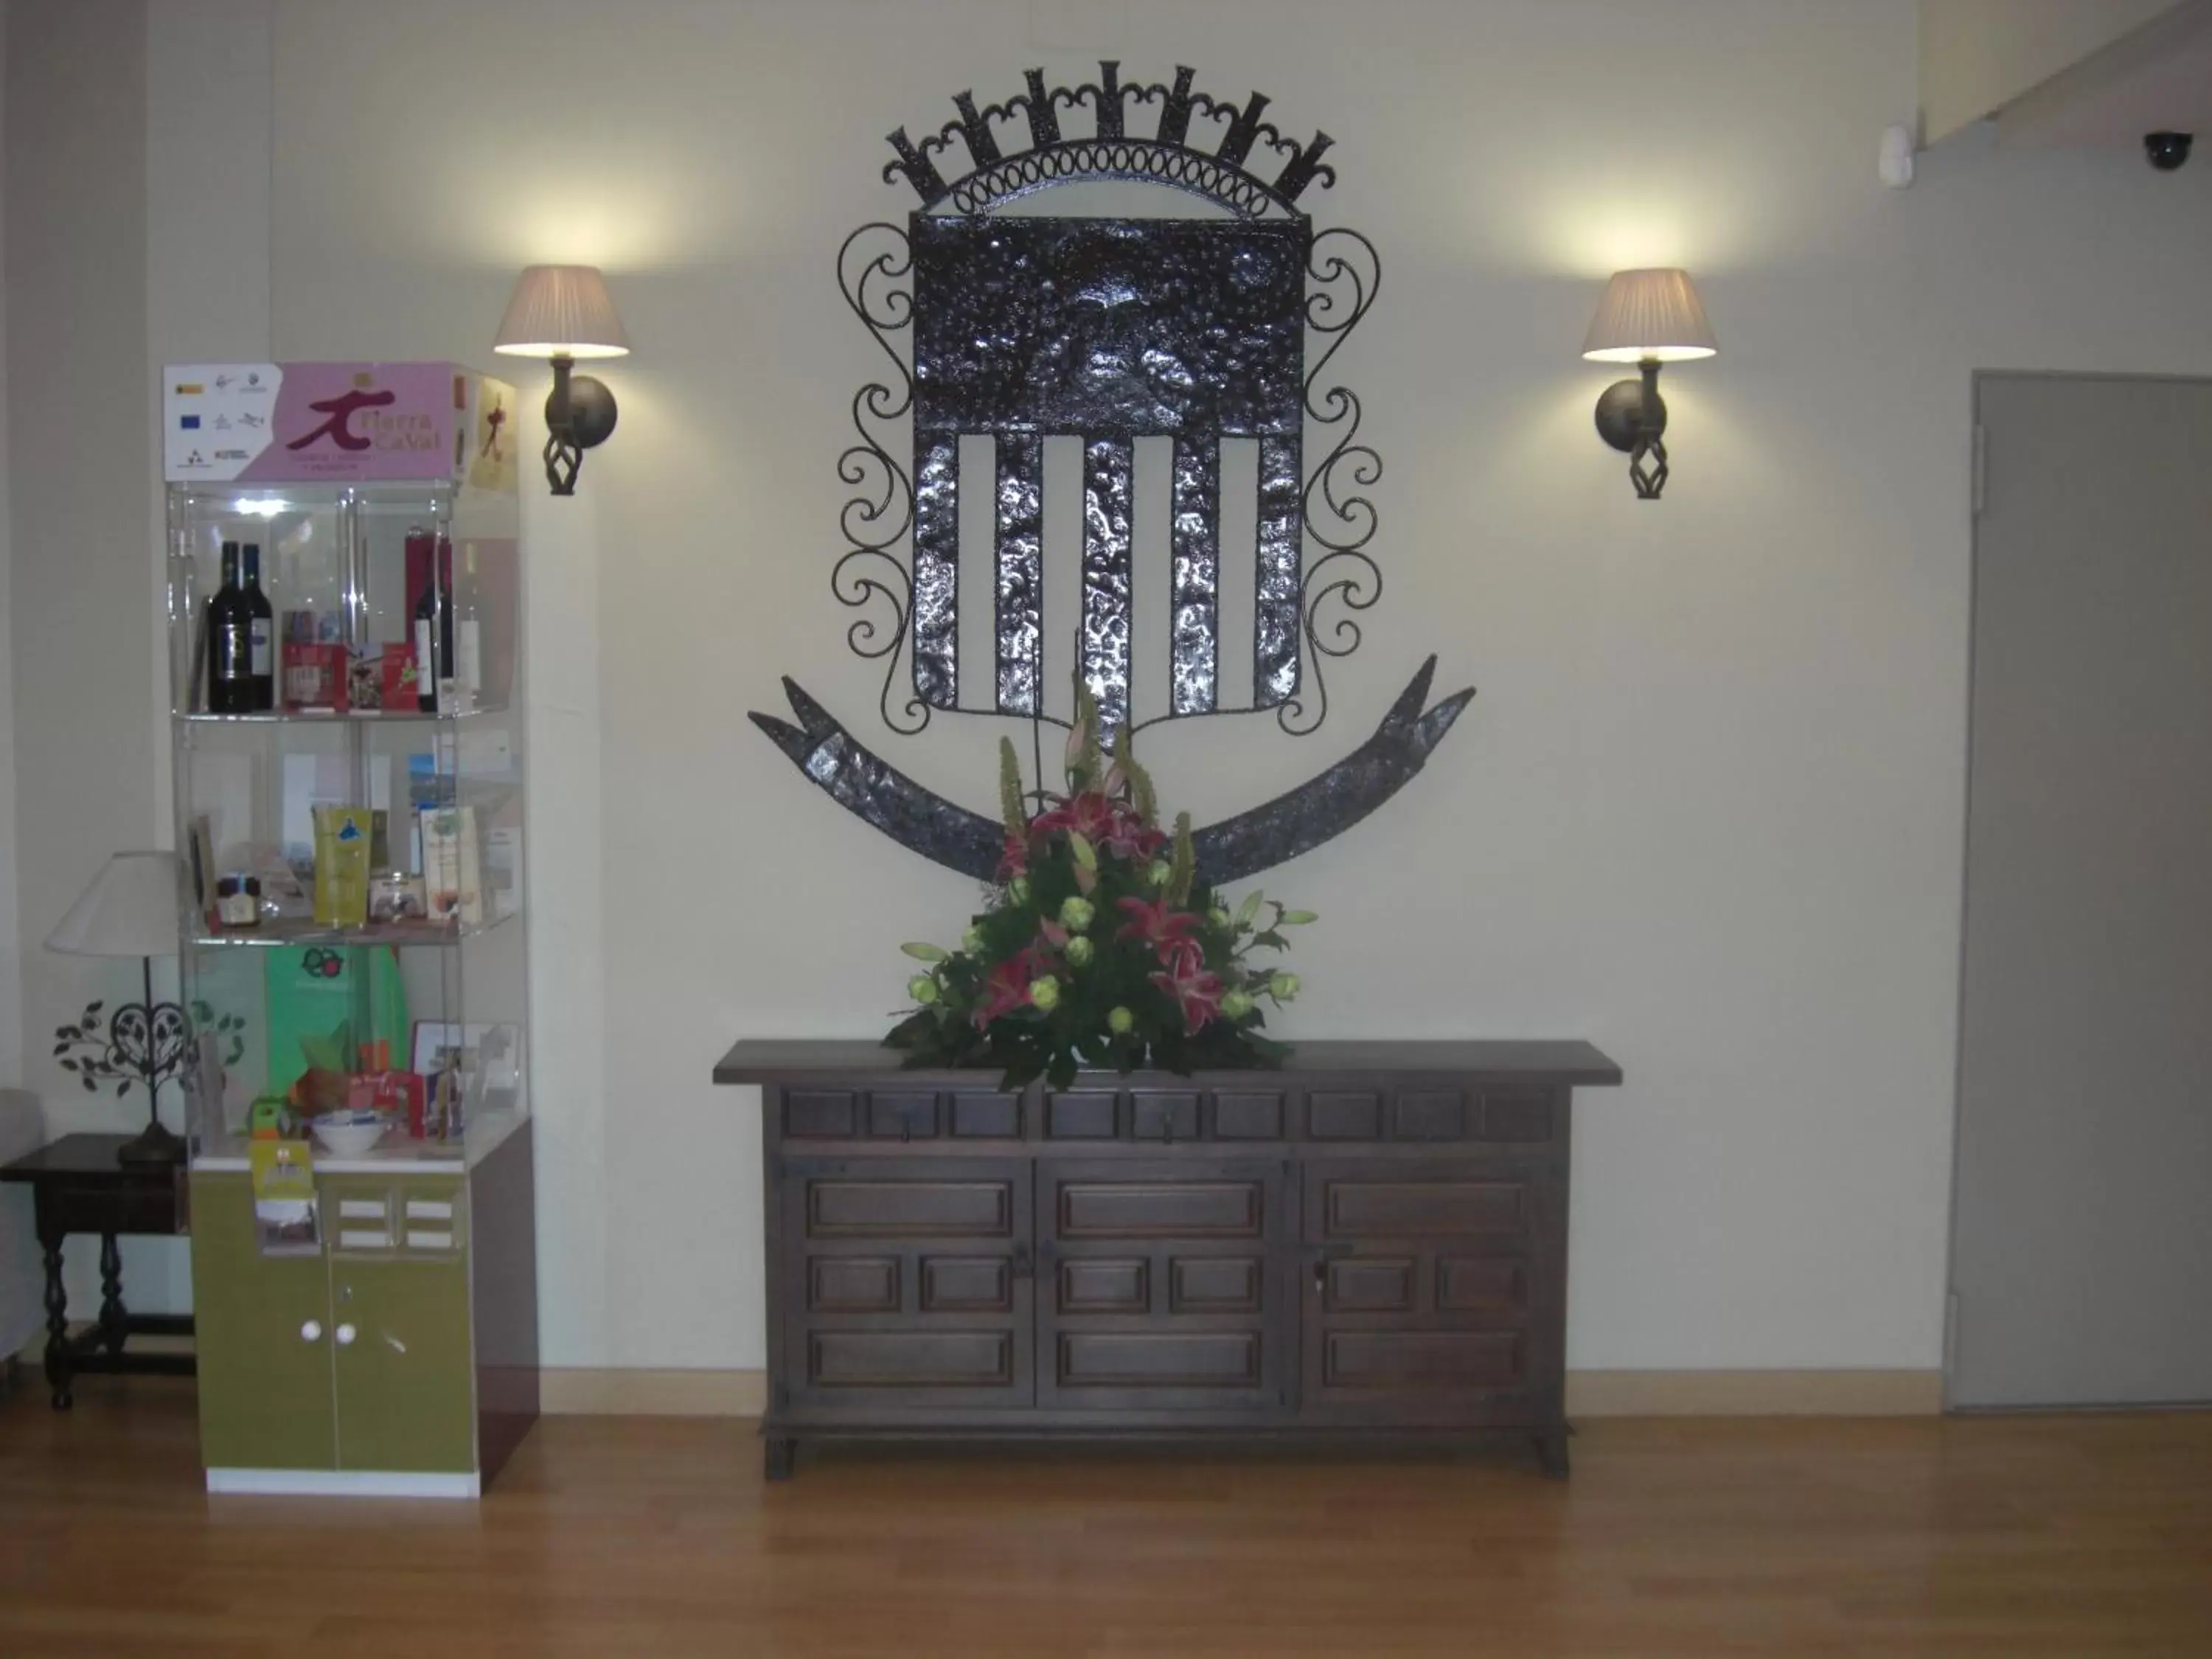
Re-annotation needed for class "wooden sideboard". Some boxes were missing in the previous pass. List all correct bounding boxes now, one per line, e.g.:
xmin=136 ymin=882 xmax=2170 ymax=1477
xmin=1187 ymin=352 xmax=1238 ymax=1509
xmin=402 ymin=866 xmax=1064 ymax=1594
xmin=713 ymin=1039 xmax=1621 ymax=1480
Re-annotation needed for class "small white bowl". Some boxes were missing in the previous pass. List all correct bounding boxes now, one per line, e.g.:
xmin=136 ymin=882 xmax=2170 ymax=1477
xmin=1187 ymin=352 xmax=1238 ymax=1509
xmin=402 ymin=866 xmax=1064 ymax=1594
xmin=312 ymin=1117 xmax=385 ymax=1157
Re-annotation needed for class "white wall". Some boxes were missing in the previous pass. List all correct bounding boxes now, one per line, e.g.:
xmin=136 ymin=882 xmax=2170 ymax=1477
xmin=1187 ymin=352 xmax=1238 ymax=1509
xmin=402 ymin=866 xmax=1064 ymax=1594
xmin=4 ymin=0 xmax=195 ymax=1319
xmin=21 ymin=0 xmax=2211 ymax=1377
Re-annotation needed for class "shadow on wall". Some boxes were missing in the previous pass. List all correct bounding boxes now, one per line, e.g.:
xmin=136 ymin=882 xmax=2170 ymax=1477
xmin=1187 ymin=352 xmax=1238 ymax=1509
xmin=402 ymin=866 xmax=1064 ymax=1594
xmin=0 ymin=1089 xmax=49 ymax=1363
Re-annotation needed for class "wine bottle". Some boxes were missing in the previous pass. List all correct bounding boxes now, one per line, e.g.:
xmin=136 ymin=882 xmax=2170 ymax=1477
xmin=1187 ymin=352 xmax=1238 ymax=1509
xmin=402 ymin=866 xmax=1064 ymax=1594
xmin=455 ymin=543 xmax=482 ymax=710
xmin=412 ymin=533 xmax=453 ymax=713
xmin=241 ymin=540 xmax=275 ymax=710
xmin=206 ymin=540 xmax=251 ymax=714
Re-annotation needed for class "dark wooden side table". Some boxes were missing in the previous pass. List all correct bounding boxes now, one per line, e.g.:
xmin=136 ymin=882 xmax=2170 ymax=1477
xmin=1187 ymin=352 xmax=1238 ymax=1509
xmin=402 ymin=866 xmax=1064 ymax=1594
xmin=0 ymin=1133 xmax=196 ymax=1409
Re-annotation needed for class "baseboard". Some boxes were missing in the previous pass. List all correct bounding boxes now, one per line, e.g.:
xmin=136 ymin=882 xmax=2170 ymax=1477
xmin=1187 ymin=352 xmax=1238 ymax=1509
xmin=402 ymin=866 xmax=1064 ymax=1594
xmin=1566 ymin=1368 xmax=1943 ymax=1417
xmin=207 ymin=1467 xmax=480 ymax=1498
xmin=538 ymin=1366 xmax=1941 ymax=1420
xmin=540 ymin=1367 xmax=771 ymax=1417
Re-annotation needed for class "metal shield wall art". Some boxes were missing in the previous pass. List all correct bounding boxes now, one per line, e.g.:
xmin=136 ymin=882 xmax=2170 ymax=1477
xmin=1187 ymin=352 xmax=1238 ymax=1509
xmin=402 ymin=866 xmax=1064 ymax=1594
xmin=751 ymin=64 xmax=1473 ymax=884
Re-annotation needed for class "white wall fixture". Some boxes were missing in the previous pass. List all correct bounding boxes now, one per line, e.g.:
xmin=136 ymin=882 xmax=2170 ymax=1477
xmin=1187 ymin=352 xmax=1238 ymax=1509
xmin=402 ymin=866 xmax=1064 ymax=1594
xmin=1879 ymin=122 xmax=1918 ymax=187
xmin=493 ymin=264 xmax=630 ymax=495
xmin=1582 ymin=268 xmax=1719 ymax=500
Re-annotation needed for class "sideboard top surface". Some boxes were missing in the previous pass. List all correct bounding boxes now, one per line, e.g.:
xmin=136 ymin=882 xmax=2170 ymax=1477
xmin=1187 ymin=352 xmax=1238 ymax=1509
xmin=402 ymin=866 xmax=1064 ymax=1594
xmin=712 ymin=1038 xmax=1622 ymax=1088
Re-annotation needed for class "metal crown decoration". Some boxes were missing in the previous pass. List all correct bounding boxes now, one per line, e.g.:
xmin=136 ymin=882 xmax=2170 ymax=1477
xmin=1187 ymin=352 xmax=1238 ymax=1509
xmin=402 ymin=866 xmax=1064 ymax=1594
xmin=751 ymin=63 xmax=1473 ymax=886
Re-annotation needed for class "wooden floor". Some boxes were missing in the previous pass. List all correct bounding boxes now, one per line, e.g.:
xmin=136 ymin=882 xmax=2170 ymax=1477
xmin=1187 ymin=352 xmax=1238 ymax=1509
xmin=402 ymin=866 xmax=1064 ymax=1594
xmin=2 ymin=1377 xmax=2209 ymax=1658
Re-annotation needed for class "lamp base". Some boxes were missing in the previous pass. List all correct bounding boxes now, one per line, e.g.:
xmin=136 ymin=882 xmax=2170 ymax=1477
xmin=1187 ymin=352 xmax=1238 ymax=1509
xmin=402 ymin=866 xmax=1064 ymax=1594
xmin=115 ymin=1120 xmax=186 ymax=1167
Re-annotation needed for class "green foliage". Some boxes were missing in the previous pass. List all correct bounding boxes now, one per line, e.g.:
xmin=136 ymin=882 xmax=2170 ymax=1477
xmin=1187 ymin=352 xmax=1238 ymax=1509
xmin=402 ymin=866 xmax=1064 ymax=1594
xmin=998 ymin=737 xmax=1026 ymax=838
xmin=1166 ymin=813 xmax=1195 ymax=907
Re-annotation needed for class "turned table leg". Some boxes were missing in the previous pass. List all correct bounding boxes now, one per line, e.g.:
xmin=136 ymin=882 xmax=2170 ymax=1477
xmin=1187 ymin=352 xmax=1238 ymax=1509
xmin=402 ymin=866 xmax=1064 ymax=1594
xmin=41 ymin=1238 xmax=72 ymax=1411
xmin=97 ymin=1234 xmax=128 ymax=1354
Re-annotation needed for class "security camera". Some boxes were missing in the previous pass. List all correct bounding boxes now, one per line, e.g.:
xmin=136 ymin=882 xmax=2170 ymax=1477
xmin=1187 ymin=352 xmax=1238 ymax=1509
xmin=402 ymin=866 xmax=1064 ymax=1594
xmin=2145 ymin=131 xmax=2193 ymax=171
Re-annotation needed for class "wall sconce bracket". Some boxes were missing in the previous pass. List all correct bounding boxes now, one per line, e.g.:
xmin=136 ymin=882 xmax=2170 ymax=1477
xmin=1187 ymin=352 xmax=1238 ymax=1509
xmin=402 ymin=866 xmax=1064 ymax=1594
xmin=1593 ymin=361 xmax=1669 ymax=500
xmin=543 ymin=355 xmax=620 ymax=496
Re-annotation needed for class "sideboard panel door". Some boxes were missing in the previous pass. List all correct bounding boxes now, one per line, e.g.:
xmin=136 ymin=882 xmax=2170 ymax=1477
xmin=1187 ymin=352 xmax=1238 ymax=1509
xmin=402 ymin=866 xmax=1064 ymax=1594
xmin=1299 ymin=1159 xmax=1558 ymax=1426
xmin=1037 ymin=1158 xmax=1293 ymax=1413
xmin=780 ymin=1157 xmax=1034 ymax=1411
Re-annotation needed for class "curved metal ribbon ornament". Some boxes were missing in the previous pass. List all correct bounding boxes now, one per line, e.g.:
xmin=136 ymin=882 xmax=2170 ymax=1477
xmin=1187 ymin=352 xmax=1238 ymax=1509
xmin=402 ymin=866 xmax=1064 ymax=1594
xmin=754 ymin=66 xmax=1473 ymax=885
xmin=753 ymin=658 xmax=1471 ymax=888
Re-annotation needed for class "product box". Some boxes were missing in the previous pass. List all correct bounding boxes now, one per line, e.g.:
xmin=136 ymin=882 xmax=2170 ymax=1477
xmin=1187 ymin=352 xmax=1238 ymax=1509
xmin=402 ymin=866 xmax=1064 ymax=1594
xmin=163 ymin=362 xmax=520 ymax=490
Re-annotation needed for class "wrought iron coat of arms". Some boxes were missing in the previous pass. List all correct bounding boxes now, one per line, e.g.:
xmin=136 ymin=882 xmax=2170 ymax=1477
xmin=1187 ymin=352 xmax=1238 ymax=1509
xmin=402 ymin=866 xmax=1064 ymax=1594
xmin=753 ymin=65 xmax=1472 ymax=884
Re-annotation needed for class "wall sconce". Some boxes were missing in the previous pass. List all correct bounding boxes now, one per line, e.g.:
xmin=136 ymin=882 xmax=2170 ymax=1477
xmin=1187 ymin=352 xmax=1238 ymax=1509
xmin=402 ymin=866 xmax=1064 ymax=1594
xmin=493 ymin=264 xmax=630 ymax=495
xmin=1582 ymin=268 xmax=1717 ymax=500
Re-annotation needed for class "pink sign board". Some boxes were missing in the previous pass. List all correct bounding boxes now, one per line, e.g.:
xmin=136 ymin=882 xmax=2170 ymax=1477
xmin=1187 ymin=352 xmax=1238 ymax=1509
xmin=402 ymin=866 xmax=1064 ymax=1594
xmin=164 ymin=362 xmax=520 ymax=490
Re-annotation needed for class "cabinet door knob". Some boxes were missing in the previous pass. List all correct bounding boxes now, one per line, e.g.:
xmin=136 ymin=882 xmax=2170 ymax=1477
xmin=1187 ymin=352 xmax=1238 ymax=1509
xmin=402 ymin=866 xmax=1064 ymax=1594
xmin=300 ymin=1319 xmax=323 ymax=1342
xmin=334 ymin=1323 xmax=358 ymax=1346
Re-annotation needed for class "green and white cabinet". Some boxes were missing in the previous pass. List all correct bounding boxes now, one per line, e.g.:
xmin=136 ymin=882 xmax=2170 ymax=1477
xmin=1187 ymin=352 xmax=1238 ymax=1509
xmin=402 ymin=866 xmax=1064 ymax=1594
xmin=189 ymin=1123 xmax=538 ymax=1498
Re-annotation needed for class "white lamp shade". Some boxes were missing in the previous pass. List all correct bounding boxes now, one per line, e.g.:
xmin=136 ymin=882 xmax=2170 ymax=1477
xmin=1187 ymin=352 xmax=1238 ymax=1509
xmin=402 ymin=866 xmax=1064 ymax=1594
xmin=493 ymin=264 xmax=630 ymax=360
xmin=1581 ymin=268 xmax=1718 ymax=364
xmin=46 ymin=851 xmax=184 ymax=959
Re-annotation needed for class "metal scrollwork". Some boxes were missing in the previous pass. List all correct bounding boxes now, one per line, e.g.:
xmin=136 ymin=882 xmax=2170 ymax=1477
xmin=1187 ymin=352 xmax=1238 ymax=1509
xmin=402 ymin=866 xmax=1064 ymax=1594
xmin=833 ymin=223 xmax=925 ymax=735
xmin=1279 ymin=227 xmax=1382 ymax=738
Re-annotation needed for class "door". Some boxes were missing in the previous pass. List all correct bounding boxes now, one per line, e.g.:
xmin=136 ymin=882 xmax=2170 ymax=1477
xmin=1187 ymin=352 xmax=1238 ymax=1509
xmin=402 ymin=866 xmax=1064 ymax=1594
xmin=188 ymin=1172 xmax=335 ymax=1470
xmin=1301 ymin=1158 xmax=1556 ymax=1425
xmin=1036 ymin=1157 xmax=1292 ymax=1413
xmin=1951 ymin=374 xmax=2212 ymax=1407
xmin=779 ymin=1156 xmax=1034 ymax=1411
xmin=326 ymin=1176 xmax=476 ymax=1473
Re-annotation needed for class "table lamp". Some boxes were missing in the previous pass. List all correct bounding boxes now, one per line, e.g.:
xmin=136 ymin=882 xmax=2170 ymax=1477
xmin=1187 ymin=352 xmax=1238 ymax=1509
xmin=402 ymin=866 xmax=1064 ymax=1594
xmin=46 ymin=852 xmax=189 ymax=1166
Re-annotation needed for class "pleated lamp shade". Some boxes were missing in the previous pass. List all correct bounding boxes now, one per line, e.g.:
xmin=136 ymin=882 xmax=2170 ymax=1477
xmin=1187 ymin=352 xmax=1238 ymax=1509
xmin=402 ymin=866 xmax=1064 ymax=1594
xmin=1581 ymin=268 xmax=1718 ymax=364
xmin=493 ymin=265 xmax=630 ymax=360
xmin=46 ymin=852 xmax=183 ymax=959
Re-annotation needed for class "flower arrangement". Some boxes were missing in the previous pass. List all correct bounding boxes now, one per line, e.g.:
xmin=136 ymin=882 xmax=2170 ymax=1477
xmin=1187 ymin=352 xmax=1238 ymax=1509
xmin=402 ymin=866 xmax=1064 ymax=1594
xmin=886 ymin=695 xmax=1312 ymax=1090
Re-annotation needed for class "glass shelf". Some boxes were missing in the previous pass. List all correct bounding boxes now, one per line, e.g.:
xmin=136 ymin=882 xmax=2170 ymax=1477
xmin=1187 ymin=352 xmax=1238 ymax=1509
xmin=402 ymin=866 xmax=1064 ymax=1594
xmin=175 ymin=700 xmax=512 ymax=726
xmin=187 ymin=908 xmax=517 ymax=951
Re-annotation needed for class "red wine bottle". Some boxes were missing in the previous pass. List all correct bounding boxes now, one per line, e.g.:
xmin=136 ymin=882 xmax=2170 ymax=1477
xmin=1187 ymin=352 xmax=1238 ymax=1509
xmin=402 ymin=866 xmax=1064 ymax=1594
xmin=206 ymin=540 xmax=251 ymax=714
xmin=241 ymin=540 xmax=275 ymax=711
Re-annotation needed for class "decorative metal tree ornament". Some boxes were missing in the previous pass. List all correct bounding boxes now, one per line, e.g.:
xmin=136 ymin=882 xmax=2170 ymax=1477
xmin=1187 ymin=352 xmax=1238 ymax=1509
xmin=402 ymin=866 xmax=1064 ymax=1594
xmin=753 ymin=64 xmax=1473 ymax=883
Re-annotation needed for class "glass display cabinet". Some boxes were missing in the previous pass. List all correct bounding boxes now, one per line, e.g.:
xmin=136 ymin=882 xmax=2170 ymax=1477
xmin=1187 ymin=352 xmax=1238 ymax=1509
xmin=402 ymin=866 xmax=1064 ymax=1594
xmin=165 ymin=361 xmax=538 ymax=1497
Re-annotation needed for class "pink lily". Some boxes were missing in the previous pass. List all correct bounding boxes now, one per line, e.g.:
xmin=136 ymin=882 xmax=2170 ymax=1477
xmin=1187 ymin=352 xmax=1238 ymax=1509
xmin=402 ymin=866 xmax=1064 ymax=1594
xmin=972 ymin=946 xmax=1045 ymax=1029
xmin=1102 ymin=804 xmax=1166 ymax=861
xmin=1150 ymin=949 xmax=1225 ymax=1034
xmin=1032 ymin=790 xmax=1116 ymax=844
xmin=1116 ymin=894 xmax=1198 ymax=958
xmin=995 ymin=830 xmax=1030 ymax=882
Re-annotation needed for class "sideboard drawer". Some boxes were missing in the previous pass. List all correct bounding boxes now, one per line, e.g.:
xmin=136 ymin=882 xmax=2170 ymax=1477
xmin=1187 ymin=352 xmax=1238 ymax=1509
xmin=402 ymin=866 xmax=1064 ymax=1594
xmin=947 ymin=1091 xmax=1022 ymax=1138
xmin=784 ymin=1090 xmax=859 ymax=1139
xmin=1130 ymin=1091 xmax=1200 ymax=1143
xmin=866 ymin=1092 xmax=941 ymax=1140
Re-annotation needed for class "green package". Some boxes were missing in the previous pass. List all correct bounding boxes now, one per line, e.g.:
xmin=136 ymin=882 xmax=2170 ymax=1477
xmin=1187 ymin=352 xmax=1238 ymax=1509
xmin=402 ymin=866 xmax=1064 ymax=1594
xmin=262 ymin=945 xmax=410 ymax=1100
